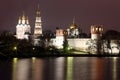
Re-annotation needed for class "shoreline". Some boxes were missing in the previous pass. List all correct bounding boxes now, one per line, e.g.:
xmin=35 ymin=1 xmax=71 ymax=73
xmin=0 ymin=54 xmax=120 ymax=59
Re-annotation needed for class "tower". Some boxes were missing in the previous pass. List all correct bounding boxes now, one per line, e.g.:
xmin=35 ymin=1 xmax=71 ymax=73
xmin=33 ymin=5 xmax=42 ymax=46
xmin=55 ymin=29 xmax=65 ymax=48
xmin=16 ymin=12 xmax=31 ymax=39
xmin=91 ymin=25 xmax=103 ymax=40
xmin=34 ymin=5 xmax=42 ymax=39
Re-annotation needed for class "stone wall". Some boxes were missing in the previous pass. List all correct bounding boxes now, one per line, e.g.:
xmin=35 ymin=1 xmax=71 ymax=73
xmin=67 ymin=38 xmax=90 ymax=52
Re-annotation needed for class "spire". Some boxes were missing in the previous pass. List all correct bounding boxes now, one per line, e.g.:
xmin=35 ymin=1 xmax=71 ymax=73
xmin=70 ymin=17 xmax=77 ymax=29
xmin=26 ymin=16 xmax=29 ymax=24
xmin=72 ymin=16 xmax=75 ymax=24
xmin=18 ymin=16 xmax=21 ymax=24
xmin=22 ymin=11 xmax=26 ymax=20
xmin=21 ymin=11 xmax=26 ymax=24
xmin=36 ymin=4 xmax=40 ymax=16
xmin=34 ymin=4 xmax=42 ymax=36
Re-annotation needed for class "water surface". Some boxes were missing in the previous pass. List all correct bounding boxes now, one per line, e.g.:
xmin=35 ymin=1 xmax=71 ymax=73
xmin=0 ymin=57 xmax=120 ymax=80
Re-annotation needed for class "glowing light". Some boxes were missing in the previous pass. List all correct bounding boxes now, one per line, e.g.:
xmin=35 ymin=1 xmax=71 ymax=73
xmin=13 ymin=58 xmax=18 ymax=63
xmin=32 ymin=57 xmax=36 ymax=62
xmin=13 ymin=46 xmax=17 ymax=50
xmin=67 ymin=47 xmax=71 ymax=50
xmin=32 ymin=47 xmax=35 ymax=50
xmin=96 ymin=28 xmax=98 ymax=31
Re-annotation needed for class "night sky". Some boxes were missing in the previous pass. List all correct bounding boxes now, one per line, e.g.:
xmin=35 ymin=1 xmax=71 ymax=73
xmin=0 ymin=0 xmax=120 ymax=33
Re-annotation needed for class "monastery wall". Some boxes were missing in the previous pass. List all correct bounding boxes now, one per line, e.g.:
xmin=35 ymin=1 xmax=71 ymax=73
xmin=67 ymin=38 xmax=90 ymax=52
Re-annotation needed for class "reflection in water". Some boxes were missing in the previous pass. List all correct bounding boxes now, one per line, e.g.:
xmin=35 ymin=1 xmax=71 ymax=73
xmin=91 ymin=58 xmax=105 ymax=80
xmin=10 ymin=57 xmax=120 ymax=80
xmin=12 ymin=58 xmax=31 ymax=80
xmin=32 ymin=58 xmax=44 ymax=80
xmin=12 ymin=58 xmax=18 ymax=80
xmin=113 ymin=57 xmax=117 ymax=80
xmin=73 ymin=57 xmax=91 ymax=80
xmin=66 ymin=57 xmax=73 ymax=80
xmin=54 ymin=57 xmax=65 ymax=80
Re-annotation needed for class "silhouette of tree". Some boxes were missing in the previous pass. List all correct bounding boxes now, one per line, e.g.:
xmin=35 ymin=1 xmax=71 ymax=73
xmin=38 ymin=30 xmax=55 ymax=47
xmin=102 ymin=30 xmax=120 ymax=40
xmin=0 ymin=31 xmax=18 ymax=55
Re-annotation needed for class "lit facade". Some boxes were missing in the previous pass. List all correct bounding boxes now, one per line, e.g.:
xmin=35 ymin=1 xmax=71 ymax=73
xmin=33 ymin=5 xmax=42 ymax=46
xmin=14 ymin=5 xmax=120 ymax=54
xmin=67 ymin=19 xmax=79 ymax=38
xmin=34 ymin=5 xmax=42 ymax=38
xmin=55 ymin=29 xmax=64 ymax=48
xmin=91 ymin=25 xmax=103 ymax=40
xmin=53 ymin=24 xmax=104 ymax=54
xmin=16 ymin=13 xmax=31 ymax=39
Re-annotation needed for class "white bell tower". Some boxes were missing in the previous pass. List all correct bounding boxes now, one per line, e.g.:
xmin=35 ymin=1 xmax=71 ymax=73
xmin=34 ymin=5 xmax=42 ymax=39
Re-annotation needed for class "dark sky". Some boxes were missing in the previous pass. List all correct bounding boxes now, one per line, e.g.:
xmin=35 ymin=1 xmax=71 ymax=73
xmin=0 ymin=0 xmax=120 ymax=33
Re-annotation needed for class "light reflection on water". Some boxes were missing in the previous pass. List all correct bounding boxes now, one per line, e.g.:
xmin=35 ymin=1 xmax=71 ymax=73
xmin=12 ymin=58 xmax=31 ymax=80
xmin=9 ymin=57 xmax=120 ymax=80
xmin=32 ymin=57 xmax=44 ymax=80
xmin=113 ymin=57 xmax=117 ymax=80
xmin=53 ymin=57 xmax=66 ymax=80
xmin=66 ymin=57 xmax=73 ymax=80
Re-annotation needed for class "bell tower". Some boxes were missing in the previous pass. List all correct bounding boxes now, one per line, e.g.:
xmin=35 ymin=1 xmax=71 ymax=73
xmin=34 ymin=5 xmax=42 ymax=38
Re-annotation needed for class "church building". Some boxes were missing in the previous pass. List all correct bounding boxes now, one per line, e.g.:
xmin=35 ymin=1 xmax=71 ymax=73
xmin=16 ymin=12 xmax=31 ymax=40
xmin=15 ymin=5 xmax=42 ymax=46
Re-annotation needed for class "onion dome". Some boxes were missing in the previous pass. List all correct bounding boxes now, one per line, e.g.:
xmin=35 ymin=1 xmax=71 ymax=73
xmin=70 ymin=18 xmax=77 ymax=29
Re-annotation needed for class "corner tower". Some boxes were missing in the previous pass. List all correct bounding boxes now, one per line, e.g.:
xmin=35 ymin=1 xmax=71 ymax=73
xmin=91 ymin=25 xmax=103 ymax=40
xmin=34 ymin=5 xmax=42 ymax=38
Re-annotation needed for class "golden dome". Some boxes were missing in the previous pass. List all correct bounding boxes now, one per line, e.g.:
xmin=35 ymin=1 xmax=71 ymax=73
xmin=22 ymin=12 xmax=26 ymax=20
xmin=70 ymin=18 xmax=77 ymax=29
xmin=70 ymin=23 xmax=77 ymax=29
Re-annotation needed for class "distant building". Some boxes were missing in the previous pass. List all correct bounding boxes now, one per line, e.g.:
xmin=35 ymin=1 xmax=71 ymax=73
xmin=67 ymin=18 xmax=80 ymax=38
xmin=33 ymin=5 xmax=42 ymax=46
xmin=15 ymin=4 xmax=120 ymax=54
xmin=16 ymin=12 xmax=31 ymax=39
xmin=91 ymin=25 xmax=103 ymax=40
xmin=53 ymin=25 xmax=104 ymax=54
xmin=55 ymin=29 xmax=65 ymax=48
xmin=34 ymin=5 xmax=42 ymax=38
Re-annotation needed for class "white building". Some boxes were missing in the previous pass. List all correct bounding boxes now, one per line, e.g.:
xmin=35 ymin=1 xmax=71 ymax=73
xmin=33 ymin=5 xmax=43 ymax=46
xmin=67 ymin=18 xmax=79 ymax=38
xmin=16 ymin=12 xmax=31 ymax=40
xmin=53 ymin=25 xmax=104 ymax=54
xmin=34 ymin=5 xmax=42 ymax=38
xmin=15 ymin=5 xmax=120 ymax=54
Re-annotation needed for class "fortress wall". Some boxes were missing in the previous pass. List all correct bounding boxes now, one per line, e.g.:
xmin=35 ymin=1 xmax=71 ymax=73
xmin=67 ymin=38 xmax=90 ymax=52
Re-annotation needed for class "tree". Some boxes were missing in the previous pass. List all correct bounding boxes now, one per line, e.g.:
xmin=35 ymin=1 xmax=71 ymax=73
xmin=39 ymin=30 xmax=55 ymax=47
xmin=86 ymin=39 xmax=97 ymax=54
xmin=0 ymin=31 xmax=18 ymax=55
xmin=102 ymin=30 xmax=120 ymax=54
xmin=63 ymin=38 xmax=69 ymax=53
xmin=102 ymin=30 xmax=120 ymax=40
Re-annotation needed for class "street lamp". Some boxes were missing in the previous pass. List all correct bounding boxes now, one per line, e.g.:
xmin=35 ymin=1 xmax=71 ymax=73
xmin=13 ymin=46 xmax=17 ymax=50
xmin=13 ymin=46 xmax=17 ymax=54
